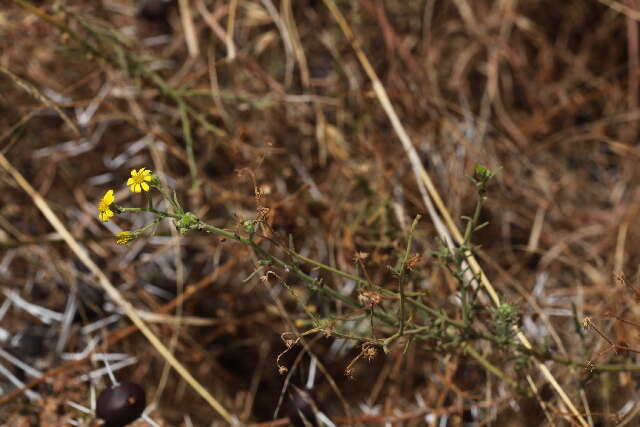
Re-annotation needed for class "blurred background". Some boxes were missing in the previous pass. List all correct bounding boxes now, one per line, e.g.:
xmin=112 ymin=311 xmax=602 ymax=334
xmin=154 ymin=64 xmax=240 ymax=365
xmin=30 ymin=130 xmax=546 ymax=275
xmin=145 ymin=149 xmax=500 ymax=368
xmin=1 ymin=0 xmax=640 ymax=425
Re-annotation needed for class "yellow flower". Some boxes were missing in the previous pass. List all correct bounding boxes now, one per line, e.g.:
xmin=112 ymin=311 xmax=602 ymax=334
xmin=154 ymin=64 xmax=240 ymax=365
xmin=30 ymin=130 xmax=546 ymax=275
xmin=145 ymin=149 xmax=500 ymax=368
xmin=115 ymin=231 xmax=135 ymax=246
xmin=127 ymin=167 xmax=153 ymax=193
xmin=98 ymin=189 xmax=115 ymax=222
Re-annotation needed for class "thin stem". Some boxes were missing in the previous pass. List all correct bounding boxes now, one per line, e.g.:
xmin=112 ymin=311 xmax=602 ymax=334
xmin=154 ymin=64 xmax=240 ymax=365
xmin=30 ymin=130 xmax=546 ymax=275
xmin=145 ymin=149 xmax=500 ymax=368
xmin=199 ymin=218 xmax=478 ymax=334
xmin=193 ymin=220 xmax=397 ymax=321
xmin=463 ymin=194 xmax=484 ymax=245
xmin=152 ymin=184 xmax=180 ymax=214
xmin=289 ymin=250 xmax=364 ymax=285
xmin=398 ymin=215 xmax=421 ymax=335
xmin=178 ymin=101 xmax=198 ymax=190
xmin=121 ymin=207 xmax=181 ymax=219
xmin=129 ymin=208 xmax=621 ymax=384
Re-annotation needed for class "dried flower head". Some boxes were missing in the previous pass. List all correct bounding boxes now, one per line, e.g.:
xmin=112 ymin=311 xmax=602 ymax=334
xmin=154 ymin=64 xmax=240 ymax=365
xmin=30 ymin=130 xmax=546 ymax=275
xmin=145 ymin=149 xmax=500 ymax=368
xmin=363 ymin=344 xmax=378 ymax=361
xmin=126 ymin=167 xmax=153 ymax=193
xmin=98 ymin=189 xmax=115 ymax=222
xmin=358 ymin=290 xmax=381 ymax=306
xmin=583 ymin=360 xmax=595 ymax=373
xmin=281 ymin=332 xmax=299 ymax=349
xmin=322 ymin=326 xmax=333 ymax=338
xmin=406 ymin=253 xmax=422 ymax=271
xmin=353 ymin=251 xmax=369 ymax=262
xmin=344 ymin=366 xmax=355 ymax=379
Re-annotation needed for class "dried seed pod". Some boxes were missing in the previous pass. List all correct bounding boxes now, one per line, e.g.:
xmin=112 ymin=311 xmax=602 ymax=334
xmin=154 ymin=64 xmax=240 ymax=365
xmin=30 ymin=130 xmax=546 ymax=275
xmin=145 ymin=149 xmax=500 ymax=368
xmin=286 ymin=385 xmax=320 ymax=427
xmin=96 ymin=382 xmax=145 ymax=427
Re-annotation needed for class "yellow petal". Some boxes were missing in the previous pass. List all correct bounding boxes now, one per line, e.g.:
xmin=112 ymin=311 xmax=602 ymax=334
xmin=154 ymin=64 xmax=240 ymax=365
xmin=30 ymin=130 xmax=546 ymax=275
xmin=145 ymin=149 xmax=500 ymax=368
xmin=104 ymin=189 xmax=114 ymax=204
xmin=141 ymin=182 xmax=150 ymax=191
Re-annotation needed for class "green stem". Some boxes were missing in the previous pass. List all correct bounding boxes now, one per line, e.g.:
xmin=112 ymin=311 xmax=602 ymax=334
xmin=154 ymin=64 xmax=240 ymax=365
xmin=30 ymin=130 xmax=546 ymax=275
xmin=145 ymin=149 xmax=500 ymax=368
xmin=10 ymin=0 xmax=103 ymax=58
xmin=398 ymin=215 xmax=421 ymax=336
xmin=152 ymin=184 xmax=180 ymax=214
xmin=193 ymin=220 xmax=402 ymax=323
xmin=121 ymin=207 xmax=181 ymax=219
xmin=463 ymin=194 xmax=484 ymax=245
xmin=178 ymin=101 xmax=198 ymax=190
xmin=129 ymin=209 xmax=637 ymax=381
xmin=9 ymin=0 xmax=226 ymax=150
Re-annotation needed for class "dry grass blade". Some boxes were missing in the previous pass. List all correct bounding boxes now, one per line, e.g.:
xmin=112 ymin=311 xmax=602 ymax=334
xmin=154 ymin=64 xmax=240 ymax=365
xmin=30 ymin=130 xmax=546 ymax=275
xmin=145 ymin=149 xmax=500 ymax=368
xmin=597 ymin=0 xmax=640 ymax=20
xmin=0 ymin=260 xmax=237 ymax=406
xmin=0 ymin=153 xmax=235 ymax=424
xmin=0 ymin=65 xmax=80 ymax=138
xmin=3 ymin=0 xmax=639 ymax=424
xmin=179 ymin=0 xmax=200 ymax=58
xmin=196 ymin=0 xmax=236 ymax=59
xmin=321 ymin=0 xmax=588 ymax=425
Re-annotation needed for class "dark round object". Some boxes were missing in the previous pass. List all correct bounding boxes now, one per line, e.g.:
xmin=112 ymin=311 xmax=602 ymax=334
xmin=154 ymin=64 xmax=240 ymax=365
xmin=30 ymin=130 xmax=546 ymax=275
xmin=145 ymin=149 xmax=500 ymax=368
xmin=96 ymin=382 xmax=145 ymax=426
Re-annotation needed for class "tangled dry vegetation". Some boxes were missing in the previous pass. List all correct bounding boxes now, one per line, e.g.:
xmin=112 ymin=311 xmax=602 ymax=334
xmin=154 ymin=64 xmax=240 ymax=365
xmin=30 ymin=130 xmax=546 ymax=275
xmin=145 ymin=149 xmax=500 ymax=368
xmin=2 ymin=0 xmax=640 ymax=426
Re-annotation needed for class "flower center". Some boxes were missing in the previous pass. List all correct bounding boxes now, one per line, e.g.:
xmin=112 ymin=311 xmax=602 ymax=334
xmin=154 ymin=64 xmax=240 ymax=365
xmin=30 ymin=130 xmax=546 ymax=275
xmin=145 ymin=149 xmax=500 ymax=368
xmin=130 ymin=175 xmax=146 ymax=185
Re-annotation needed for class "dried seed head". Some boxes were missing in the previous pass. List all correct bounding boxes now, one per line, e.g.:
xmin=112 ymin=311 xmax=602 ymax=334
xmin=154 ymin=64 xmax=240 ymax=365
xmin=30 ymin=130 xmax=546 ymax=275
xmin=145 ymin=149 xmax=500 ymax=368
xmin=322 ymin=326 xmax=333 ymax=338
xmin=406 ymin=253 xmax=422 ymax=271
xmin=583 ymin=360 xmax=595 ymax=373
xmin=363 ymin=345 xmax=378 ymax=361
xmin=344 ymin=366 xmax=355 ymax=379
xmin=353 ymin=251 xmax=369 ymax=262
xmin=358 ymin=290 xmax=381 ymax=306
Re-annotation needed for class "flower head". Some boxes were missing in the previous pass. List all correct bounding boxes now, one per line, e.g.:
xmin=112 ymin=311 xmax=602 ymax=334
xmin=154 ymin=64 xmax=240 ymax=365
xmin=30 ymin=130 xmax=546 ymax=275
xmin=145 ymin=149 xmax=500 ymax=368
xmin=115 ymin=231 xmax=136 ymax=246
xmin=98 ymin=189 xmax=115 ymax=222
xmin=127 ymin=168 xmax=153 ymax=193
